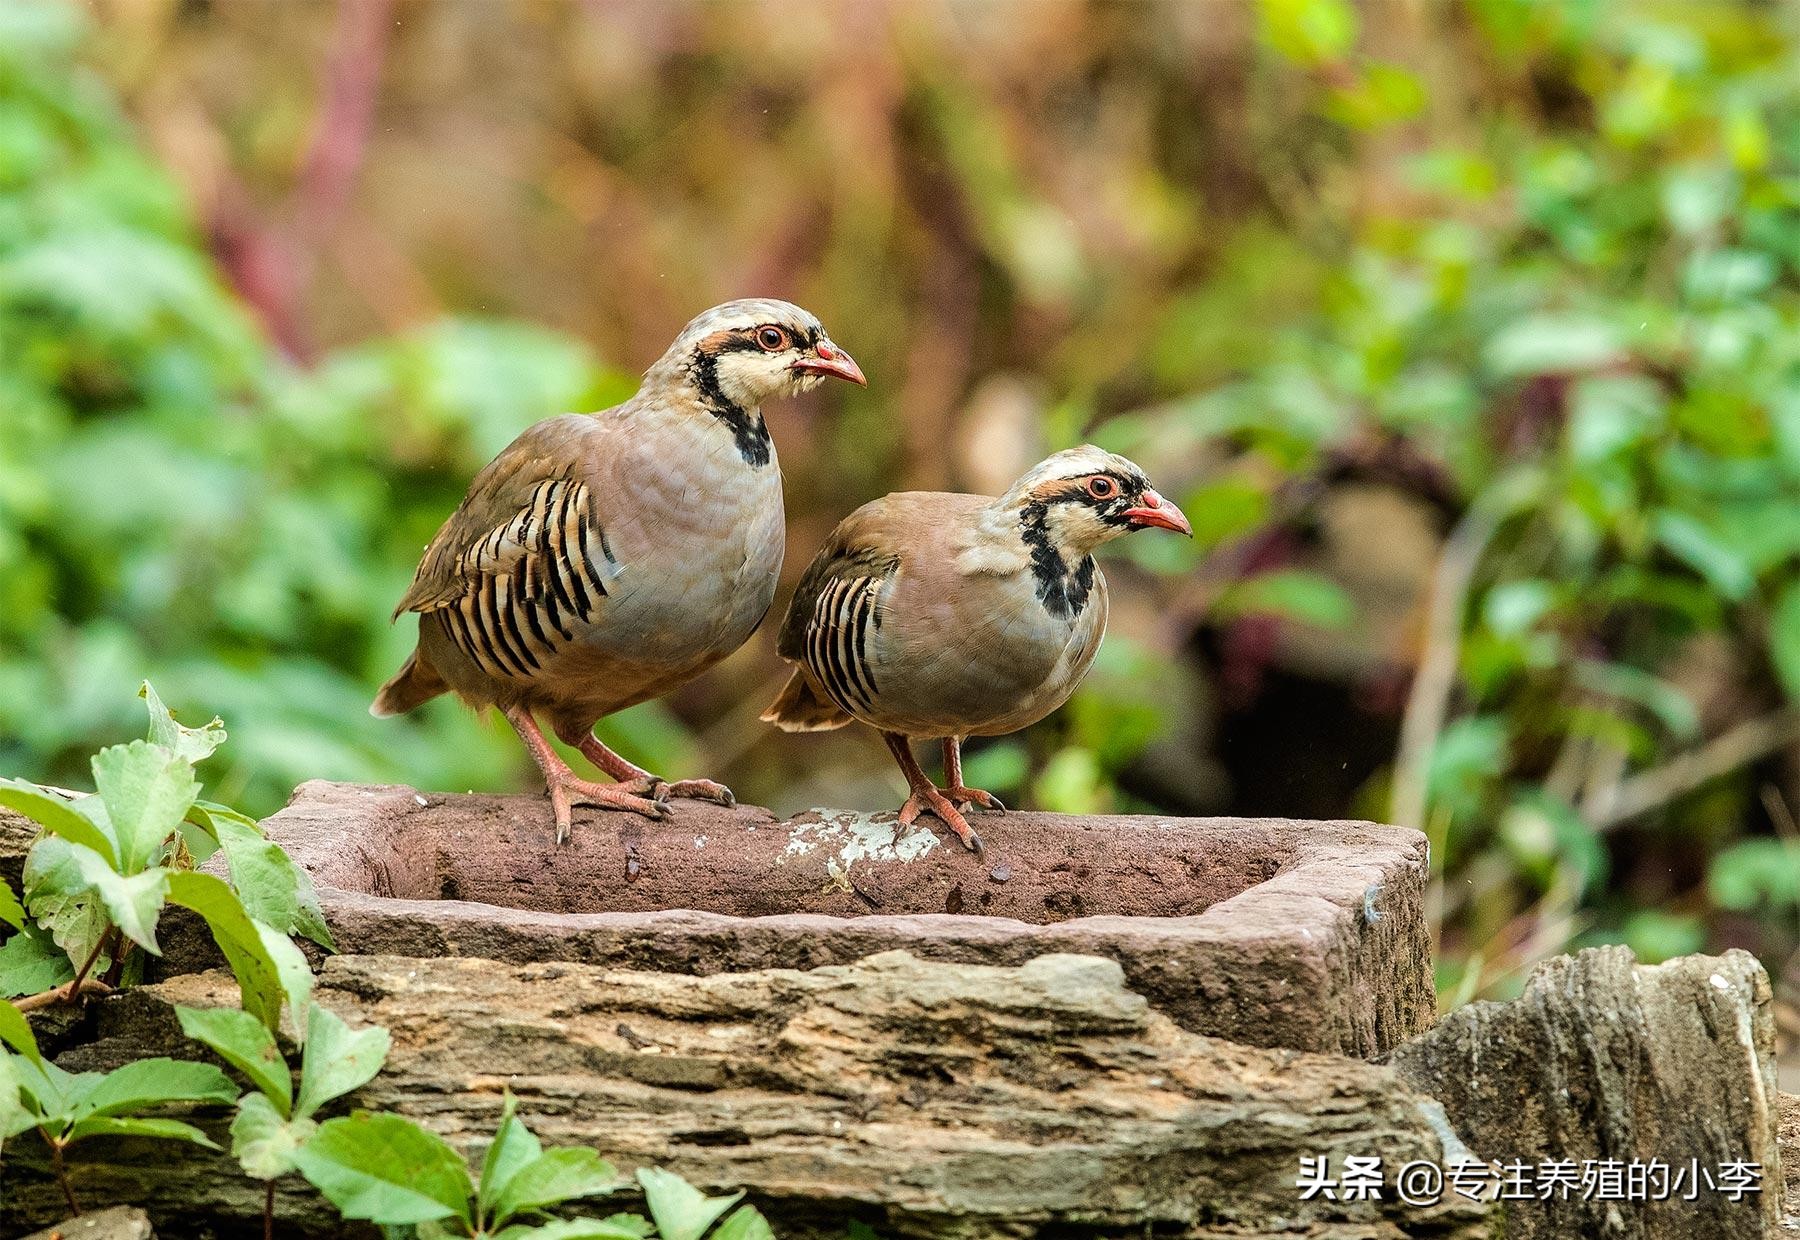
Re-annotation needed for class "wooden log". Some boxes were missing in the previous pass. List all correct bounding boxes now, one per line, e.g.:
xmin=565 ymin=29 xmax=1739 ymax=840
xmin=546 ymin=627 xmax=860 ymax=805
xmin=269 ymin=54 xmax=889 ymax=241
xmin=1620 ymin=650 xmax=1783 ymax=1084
xmin=3 ymin=950 xmax=1493 ymax=1240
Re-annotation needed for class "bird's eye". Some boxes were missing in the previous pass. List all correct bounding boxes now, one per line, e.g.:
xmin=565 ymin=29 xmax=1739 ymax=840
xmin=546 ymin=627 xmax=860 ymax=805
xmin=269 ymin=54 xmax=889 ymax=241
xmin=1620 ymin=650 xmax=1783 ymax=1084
xmin=756 ymin=326 xmax=789 ymax=352
xmin=1087 ymin=476 xmax=1118 ymax=500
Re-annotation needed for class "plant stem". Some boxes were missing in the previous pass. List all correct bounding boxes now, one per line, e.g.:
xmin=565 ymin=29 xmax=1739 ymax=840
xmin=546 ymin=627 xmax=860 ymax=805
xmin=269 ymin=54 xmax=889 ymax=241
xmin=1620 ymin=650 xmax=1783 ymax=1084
xmin=13 ymin=979 xmax=112 ymax=1013
xmin=65 ymin=932 xmax=111 ymax=999
xmin=265 ymin=1179 xmax=275 ymax=1240
xmin=50 ymin=1136 xmax=78 ymax=1216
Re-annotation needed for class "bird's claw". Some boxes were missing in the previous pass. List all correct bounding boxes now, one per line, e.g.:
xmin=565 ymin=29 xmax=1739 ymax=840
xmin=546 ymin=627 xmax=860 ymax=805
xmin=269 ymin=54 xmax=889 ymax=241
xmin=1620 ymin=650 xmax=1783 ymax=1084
xmin=945 ymin=786 xmax=1005 ymax=813
xmin=899 ymin=789 xmax=984 ymax=853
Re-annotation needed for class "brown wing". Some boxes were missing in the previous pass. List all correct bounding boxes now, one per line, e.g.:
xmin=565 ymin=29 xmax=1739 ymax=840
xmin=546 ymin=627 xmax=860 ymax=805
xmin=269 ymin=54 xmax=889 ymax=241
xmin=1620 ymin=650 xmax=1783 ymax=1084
xmin=777 ymin=498 xmax=918 ymax=716
xmin=394 ymin=415 xmax=615 ymax=681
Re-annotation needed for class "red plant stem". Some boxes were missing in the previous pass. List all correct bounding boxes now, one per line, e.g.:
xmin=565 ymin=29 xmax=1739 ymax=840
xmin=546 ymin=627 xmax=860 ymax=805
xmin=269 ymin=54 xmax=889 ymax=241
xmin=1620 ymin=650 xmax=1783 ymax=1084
xmin=50 ymin=1136 xmax=78 ymax=1216
xmin=265 ymin=1180 xmax=275 ymax=1240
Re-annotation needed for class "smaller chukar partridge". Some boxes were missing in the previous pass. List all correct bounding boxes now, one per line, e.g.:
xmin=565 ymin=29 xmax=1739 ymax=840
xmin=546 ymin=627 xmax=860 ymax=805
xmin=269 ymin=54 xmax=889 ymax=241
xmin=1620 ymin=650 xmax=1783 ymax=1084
xmin=761 ymin=445 xmax=1191 ymax=851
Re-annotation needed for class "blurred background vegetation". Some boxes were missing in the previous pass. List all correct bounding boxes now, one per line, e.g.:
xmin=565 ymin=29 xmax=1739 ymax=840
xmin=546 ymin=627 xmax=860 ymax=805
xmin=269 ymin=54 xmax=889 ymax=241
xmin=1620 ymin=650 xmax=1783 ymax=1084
xmin=7 ymin=0 xmax=1800 ymax=1013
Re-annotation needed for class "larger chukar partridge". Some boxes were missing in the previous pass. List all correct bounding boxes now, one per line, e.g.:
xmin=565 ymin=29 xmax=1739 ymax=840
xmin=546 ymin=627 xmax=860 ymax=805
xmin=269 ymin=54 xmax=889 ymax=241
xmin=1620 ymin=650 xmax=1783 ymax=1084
xmin=375 ymin=299 xmax=865 ymax=842
xmin=762 ymin=445 xmax=1190 ymax=851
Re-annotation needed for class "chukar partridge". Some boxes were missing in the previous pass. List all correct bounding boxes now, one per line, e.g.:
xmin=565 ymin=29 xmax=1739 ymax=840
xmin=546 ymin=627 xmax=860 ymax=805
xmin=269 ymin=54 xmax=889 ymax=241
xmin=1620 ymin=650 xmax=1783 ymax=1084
xmin=762 ymin=445 xmax=1190 ymax=851
xmin=375 ymin=299 xmax=865 ymax=842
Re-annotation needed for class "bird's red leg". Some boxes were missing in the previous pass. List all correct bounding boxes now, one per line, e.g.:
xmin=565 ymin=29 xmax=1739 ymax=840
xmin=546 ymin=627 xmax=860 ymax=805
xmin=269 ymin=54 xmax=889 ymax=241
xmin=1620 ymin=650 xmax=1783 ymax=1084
xmin=941 ymin=737 xmax=1006 ymax=813
xmin=558 ymin=722 xmax=736 ymax=808
xmin=505 ymin=707 xmax=669 ymax=844
xmin=883 ymin=732 xmax=983 ymax=853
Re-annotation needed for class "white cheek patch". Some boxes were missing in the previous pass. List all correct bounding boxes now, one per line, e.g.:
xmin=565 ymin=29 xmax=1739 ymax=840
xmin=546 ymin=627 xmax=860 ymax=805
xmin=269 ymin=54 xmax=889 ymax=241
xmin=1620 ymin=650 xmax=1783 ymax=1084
xmin=711 ymin=349 xmax=778 ymax=406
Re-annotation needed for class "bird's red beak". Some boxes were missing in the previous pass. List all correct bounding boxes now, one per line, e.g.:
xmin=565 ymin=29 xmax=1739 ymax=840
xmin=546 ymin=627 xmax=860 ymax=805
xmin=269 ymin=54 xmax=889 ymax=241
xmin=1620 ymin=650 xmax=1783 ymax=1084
xmin=791 ymin=340 xmax=867 ymax=386
xmin=1123 ymin=489 xmax=1192 ymax=536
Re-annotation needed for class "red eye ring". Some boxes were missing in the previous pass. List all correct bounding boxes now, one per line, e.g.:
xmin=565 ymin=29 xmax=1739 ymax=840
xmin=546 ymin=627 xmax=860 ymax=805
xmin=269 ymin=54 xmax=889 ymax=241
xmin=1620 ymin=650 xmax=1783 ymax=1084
xmin=756 ymin=326 xmax=788 ymax=352
xmin=1087 ymin=476 xmax=1118 ymax=500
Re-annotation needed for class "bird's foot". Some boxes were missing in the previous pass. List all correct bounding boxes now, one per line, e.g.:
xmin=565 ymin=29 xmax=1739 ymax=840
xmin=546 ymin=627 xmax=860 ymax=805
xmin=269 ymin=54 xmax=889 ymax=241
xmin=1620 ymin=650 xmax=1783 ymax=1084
xmin=898 ymin=787 xmax=984 ymax=854
xmin=660 ymin=777 xmax=736 ymax=808
xmin=943 ymin=785 xmax=1006 ymax=813
xmin=546 ymin=773 xmax=669 ymax=845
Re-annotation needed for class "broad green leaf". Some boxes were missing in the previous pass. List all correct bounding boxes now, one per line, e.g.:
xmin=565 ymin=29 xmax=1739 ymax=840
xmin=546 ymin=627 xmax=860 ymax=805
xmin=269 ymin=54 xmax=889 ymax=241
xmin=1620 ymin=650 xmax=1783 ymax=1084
xmin=293 ymin=1112 xmax=475 ymax=1226
xmin=1484 ymin=314 xmax=1623 ymax=377
xmin=0 ymin=779 xmax=117 ymax=867
xmin=71 ymin=1057 xmax=237 ymax=1120
xmin=260 ymin=922 xmax=315 ymax=1035
xmin=14 ymin=1055 xmax=86 ymax=1121
xmin=70 ymin=847 xmax=169 ymax=954
xmin=0 ymin=1050 xmax=32 ymax=1141
xmin=66 ymin=1114 xmax=220 ymax=1148
xmin=0 ymin=876 xmax=23 ymax=931
xmin=140 ymin=682 xmax=227 ymax=764
xmin=479 ymin=1094 xmax=542 ymax=1216
xmin=636 ymin=1168 xmax=742 ymax=1240
xmin=295 ymin=1004 xmax=388 ymax=1119
xmin=215 ymin=814 xmax=335 ymax=950
xmin=1652 ymin=511 xmax=1755 ymax=601
xmin=23 ymin=836 xmax=110 ymax=971
xmin=710 ymin=1206 xmax=776 ymax=1240
xmin=1213 ymin=570 xmax=1354 ymax=629
xmin=0 ymin=924 xmax=76 ymax=998
xmin=92 ymin=740 xmax=199 ymax=873
xmin=493 ymin=1219 xmax=654 ymax=1240
xmin=493 ymin=1148 xmax=618 ymax=1224
xmin=177 ymin=1005 xmax=292 ymax=1113
xmin=165 ymin=872 xmax=294 ymax=1035
xmin=1709 ymin=838 xmax=1800 ymax=911
xmin=0 ymin=999 xmax=40 ymax=1062
xmin=1770 ymin=581 xmax=1800 ymax=703
xmin=231 ymin=1091 xmax=316 ymax=1179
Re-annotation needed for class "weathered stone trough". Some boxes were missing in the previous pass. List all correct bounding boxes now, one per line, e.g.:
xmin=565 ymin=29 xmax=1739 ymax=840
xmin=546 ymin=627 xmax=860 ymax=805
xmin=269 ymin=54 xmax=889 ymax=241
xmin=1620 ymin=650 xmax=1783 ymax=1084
xmin=257 ymin=780 xmax=1436 ymax=1056
xmin=2 ymin=790 xmax=1789 ymax=1239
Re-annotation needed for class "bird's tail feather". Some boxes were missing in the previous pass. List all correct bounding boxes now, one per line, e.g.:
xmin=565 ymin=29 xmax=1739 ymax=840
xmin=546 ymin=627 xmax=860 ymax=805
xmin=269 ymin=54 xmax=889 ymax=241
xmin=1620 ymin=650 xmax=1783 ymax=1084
xmin=761 ymin=669 xmax=854 ymax=732
xmin=371 ymin=650 xmax=448 ymax=717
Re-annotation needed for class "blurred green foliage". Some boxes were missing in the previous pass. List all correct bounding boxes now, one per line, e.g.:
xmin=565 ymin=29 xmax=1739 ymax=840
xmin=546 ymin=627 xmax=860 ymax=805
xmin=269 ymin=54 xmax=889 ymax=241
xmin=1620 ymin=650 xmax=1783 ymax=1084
xmin=0 ymin=1 xmax=687 ymax=814
xmin=8 ymin=0 xmax=1800 ymax=1005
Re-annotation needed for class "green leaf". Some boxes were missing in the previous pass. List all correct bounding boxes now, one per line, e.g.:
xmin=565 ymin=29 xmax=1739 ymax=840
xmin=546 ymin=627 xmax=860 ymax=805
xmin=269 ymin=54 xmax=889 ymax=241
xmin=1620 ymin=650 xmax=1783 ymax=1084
xmin=71 ymin=1057 xmax=237 ymax=1120
xmin=0 ymin=1049 xmax=32 ymax=1142
xmin=1709 ymin=838 xmax=1800 ymax=911
xmin=0 ymin=779 xmax=118 ymax=867
xmin=176 ymin=1005 xmax=292 ymax=1113
xmin=92 ymin=740 xmax=199 ymax=873
xmin=0 ymin=999 xmax=41 ymax=1062
xmin=636 ymin=1168 xmax=742 ymax=1240
xmin=493 ymin=1148 xmax=619 ymax=1225
xmin=70 ymin=847 xmax=169 ymax=954
xmin=293 ymin=1112 xmax=475 ymax=1226
xmin=165 ymin=872 xmax=304 ymax=1035
xmin=66 ymin=1115 xmax=220 ymax=1149
xmin=295 ymin=1004 xmax=388 ymax=1119
xmin=0 ymin=924 xmax=76 ymax=998
xmin=214 ymin=813 xmax=335 ymax=950
xmin=23 ymin=836 xmax=111 ymax=972
xmin=1652 ymin=511 xmax=1755 ymax=601
xmin=0 ymin=876 xmax=24 ymax=931
xmin=1214 ymin=569 xmax=1355 ymax=629
xmin=493 ymin=1219 xmax=654 ymax=1240
xmin=231 ymin=1091 xmax=315 ymax=1179
xmin=14 ymin=1055 xmax=87 ymax=1124
xmin=710 ymin=1206 xmax=776 ymax=1240
xmin=1484 ymin=314 xmax=1623 ymax=377
xmin=140 ymin=682 xmax=227 ymax=765
xmin=1770 ymin=581 xmax=1800 ymax=703
xmin=479 ymin=1094 xmax=542 ymax=1217
xmin=1571 ymin=661 xmax=1699 ymax=739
